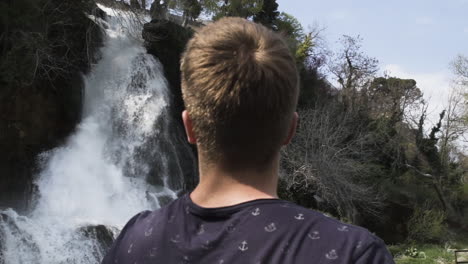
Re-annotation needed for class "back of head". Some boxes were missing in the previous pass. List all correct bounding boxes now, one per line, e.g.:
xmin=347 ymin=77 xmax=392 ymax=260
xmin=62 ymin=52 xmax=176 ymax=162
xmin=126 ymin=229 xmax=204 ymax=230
xmin=181 ymin=17 xmax=299 ymax=170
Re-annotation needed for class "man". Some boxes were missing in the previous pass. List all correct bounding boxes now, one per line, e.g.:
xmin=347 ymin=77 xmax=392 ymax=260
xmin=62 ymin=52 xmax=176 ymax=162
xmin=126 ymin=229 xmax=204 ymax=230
xmin=102 ymin=17 xmax=395 ymax=264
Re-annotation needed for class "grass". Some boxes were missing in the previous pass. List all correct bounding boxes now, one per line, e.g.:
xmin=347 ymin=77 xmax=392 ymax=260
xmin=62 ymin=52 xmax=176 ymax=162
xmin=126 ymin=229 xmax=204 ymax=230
xmin=390 ymin=244 xmax=456 ymax=264
xmin=389 ymin=230 xmax=468 ymax=264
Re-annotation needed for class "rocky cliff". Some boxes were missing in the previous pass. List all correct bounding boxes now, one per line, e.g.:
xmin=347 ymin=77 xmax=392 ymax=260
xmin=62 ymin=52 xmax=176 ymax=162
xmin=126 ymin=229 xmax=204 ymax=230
xmin=0 ymin=0 xmax=104 ymax=211
xmin=142 ymin=19 xmax=198 ymax=190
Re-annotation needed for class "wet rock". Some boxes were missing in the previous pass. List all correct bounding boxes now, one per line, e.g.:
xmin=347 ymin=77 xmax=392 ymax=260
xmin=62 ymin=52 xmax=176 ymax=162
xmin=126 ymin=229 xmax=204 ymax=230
xmin=79 ymin=224 xmax=116 ymax=258
xmin=142 ymin=19 xmax=193 ymax=118
xmin=142 ymin=19 xmax=198 ymax=191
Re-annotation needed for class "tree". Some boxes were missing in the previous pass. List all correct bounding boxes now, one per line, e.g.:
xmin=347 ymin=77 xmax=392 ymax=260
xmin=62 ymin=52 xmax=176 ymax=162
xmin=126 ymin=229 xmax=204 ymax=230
xmin=295 ymin=33 xmax=314 ymax=67
xmin=273 ymin=12 xmax=308 ymax=65
xmin=275 ymin=12 xmax=304 ymax=42
xmin=182 ymin=0 xmax=202 ymax=25
xmin=451 ymin=55 xmax=468 ymax=125
xmin=150 ymin=0 xmax=169 ymax=20
xmin=253 ymin=0 xmax=279 ymax=28
xmin=166 ymin=0 xmax=202 ymax=26
xmin=452 ymin=54 xmax=468 ymax=86
xmin=329 ymin=35 xmax=379 ymax=112
xmin=281 ymin=105 xmax=384 ymax=224
xmin=200 ymin=0 xmax=262 ymax=20
xmin=367 ymin=77 xmax=423 ymax=123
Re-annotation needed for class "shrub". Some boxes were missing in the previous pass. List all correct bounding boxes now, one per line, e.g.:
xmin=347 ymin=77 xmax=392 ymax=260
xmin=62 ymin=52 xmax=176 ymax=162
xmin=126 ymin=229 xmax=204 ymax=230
xmin=407 ymin=208 xmax=447 ymax=243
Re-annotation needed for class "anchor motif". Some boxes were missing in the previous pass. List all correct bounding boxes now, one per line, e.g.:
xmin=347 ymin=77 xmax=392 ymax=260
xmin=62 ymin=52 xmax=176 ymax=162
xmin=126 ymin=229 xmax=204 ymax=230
xmin=337 ymin=225 xmax=349 ymax=232
xmin=239 ymin=241 xmax=249 ymax=251
xmin=356 ymin=241 xmax=363 ymax=249
xmin=149 ymin=247 xmax=157 ymax=257
xmin=170 ymin=234 xmax=181 ymax=243
xmin=145 ymin=227 xmax=153 ymax=237
xmin=168 ymin=215 xmax=175 ymax=223
xmin=146 ymin=213 xmax=155 ymax=223
xmin=201 ymin=240 xmax=211 ymax=250
xmin=307 ymin=231 xmax=320 ymax=240
xmin=281 ymin=242 xmax=290 ymax=254
xmin=264 ymin=223 xmax=277 ymax=232
xmin=252 ymin=208 xmax=260 ymax=216
xmin=294 ymin=213 xmax=305 ymax=220
xmin=218 ymin=260 xmax=224 ymax=264
xmin=226 ymin=223 xmax=235 ymax=233
xmin=127 ymin=243 xmax=133 ymax=254
xmin=197 ymin=224 xmax=205 ymax=235
xmin=325 ymin=249 xmax=338 ymax=260
xmin=185 ymin=206 xmax=190 ymax=214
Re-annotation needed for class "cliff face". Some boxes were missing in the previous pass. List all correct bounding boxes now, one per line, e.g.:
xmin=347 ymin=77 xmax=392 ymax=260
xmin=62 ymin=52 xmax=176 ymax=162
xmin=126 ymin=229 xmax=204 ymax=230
xmin=0 ymin=0 xmax=104 ymax=211
xmin=142 ymin=19 xmax=198 ymax=191
xmin=142 ymin=19 xmax=193 ymax=117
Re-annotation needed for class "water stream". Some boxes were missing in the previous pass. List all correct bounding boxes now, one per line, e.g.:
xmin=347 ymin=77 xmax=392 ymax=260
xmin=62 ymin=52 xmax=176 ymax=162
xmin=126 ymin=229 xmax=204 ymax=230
xmin=0 ymin=5 xmax=190 ymax=263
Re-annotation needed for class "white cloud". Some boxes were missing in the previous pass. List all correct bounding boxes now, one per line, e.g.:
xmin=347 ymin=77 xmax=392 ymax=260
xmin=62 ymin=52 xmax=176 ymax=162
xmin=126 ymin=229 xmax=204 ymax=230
xmin=382 ymin=64 xmax=452 ymax=126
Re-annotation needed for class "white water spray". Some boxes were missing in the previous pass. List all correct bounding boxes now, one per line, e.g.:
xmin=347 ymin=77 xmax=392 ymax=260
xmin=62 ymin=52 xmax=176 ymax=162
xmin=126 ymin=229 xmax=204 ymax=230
xmin=0 ymin=5 xmax=185 ymax=263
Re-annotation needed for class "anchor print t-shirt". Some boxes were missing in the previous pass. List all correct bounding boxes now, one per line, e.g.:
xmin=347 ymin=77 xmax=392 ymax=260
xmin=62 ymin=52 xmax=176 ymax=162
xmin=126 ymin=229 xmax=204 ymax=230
xmin=102 ymin=194 xmax=395 ymax=264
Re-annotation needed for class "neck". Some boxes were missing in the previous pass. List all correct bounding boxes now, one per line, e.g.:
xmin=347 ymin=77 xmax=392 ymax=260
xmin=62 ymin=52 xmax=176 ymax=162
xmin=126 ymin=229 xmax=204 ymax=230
xmin=190 ymin=154 xmax=280 ymax=208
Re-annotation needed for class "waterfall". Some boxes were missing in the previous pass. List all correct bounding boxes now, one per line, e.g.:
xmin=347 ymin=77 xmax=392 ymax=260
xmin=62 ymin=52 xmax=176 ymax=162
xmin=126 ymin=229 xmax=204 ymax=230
xmin=0 ymin=5 xmax=192 ymax=263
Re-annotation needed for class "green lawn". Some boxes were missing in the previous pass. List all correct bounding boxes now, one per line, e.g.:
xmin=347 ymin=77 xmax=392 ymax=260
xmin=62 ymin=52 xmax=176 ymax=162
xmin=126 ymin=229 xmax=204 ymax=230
xmin=389 ymin=232 xmax=468 ymax=264
xmin=390 ymin=244 xmax=457 ymax=264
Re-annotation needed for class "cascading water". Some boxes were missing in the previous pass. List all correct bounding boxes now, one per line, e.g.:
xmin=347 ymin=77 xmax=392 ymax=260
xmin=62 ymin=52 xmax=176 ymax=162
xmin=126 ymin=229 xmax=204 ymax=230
xmin=0 ymin=5 xmax=194 ymax=263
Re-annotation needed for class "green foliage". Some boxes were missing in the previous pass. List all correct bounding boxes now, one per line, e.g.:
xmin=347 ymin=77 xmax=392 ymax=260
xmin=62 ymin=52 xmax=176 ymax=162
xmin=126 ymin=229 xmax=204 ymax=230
xmin=390 ymin=244 xmax=453 ymax=264
xmin=166 ymin=0 xmax=202 ymax=21
xmin=295 ymin=33 xmax=314 ymax=67
xmin=275 ymin=12 xmax=304 ymax=42
xmin=407 ymin=208 xmax=447 ymax=243
xmin=367 ymin=77 xmax=422 ymax=121
xmin=389 ymin=235 xmax=468 ymax=264
xmin=273 ymin=12 xmax=306 ymax=66
xmin=253 ymin=0 xmax=279 ymax=28
xmin=201 ymin=0 xmax=262 ymax=20
xmin=184 ymin=0 xmax=203 ymax=20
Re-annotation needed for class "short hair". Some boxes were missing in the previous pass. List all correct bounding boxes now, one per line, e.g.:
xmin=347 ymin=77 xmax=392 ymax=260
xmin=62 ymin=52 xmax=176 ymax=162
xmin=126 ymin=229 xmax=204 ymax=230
xmin=181 ymin=17 xmax=299 ymax=169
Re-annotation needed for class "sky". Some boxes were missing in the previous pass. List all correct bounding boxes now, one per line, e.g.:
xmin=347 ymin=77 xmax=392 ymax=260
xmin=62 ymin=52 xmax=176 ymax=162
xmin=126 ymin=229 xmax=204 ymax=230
xmin=277 ymin=0 xmax=468 ymax=125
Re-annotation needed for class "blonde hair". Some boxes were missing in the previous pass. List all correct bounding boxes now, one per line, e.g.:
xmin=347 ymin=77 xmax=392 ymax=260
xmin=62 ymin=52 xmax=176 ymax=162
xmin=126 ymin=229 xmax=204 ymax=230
xmin=181 ymin=17 xmax=299 ymax=169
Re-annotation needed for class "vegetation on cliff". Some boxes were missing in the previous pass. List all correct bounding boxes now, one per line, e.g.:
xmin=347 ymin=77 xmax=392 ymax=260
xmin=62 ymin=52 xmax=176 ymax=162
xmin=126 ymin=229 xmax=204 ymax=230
xmin=0 ymin=0 xmax=103 ymax=210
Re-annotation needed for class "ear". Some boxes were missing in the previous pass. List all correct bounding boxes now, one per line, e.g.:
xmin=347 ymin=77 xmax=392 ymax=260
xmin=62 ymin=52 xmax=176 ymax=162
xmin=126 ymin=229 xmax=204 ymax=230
xmin=283 ymin=112 xmax=298 ymax=145
xmin=182 ymin=110 xmax=197 ymax=144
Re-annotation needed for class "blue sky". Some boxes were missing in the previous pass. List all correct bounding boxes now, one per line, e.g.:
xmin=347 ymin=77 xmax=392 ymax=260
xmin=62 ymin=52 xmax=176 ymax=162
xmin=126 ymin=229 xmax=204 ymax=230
xmin=277 ymin=0 xmax=468 ymax=123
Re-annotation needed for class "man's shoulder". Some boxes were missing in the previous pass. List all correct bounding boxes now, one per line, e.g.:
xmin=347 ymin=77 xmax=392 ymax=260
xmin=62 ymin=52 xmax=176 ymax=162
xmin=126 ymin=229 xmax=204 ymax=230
xmin=127 ymin=197 xmax=375 ymax=240
xmin=259 ymin=200 xmax=376 ymax=238
xmin=259 ymin=201 xmax=392 ymax=262
xmin=118 ymin=196 xmax=183 ymax=234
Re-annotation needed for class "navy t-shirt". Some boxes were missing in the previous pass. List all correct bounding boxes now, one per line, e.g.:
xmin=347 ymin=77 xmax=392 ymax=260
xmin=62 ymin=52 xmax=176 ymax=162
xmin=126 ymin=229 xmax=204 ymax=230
xmin=102 ymin=194 xmax=395 ymax=264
